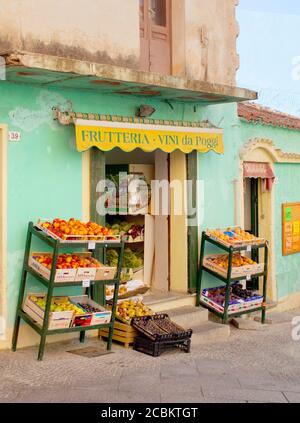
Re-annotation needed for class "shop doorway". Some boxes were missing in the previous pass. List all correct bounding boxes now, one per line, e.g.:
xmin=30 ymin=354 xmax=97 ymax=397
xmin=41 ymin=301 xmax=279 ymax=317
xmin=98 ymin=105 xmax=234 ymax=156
xmin=103 ymin=148 xmax=170 ymax=293
xmin=242 ymin=158 xmax=276 ymax=302
xmin=0 ymin=125 xmax=7 ymax=339
xmin=139 ymin=0 xmax=172 ymax=73
xmin=89 ymin=147 xmax=189 ymax=298
xmin=244 ymin=178 xmax=259 ymax=289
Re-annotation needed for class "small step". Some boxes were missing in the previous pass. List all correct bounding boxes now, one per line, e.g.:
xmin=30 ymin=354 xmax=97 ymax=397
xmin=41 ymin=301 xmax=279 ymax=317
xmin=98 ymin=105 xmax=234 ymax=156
xmin=160 ymin=306 xmax=208 ymax=327
xmin=191 ymin=321 xmax=230 ymax=347
xmin=144 ymin=292 xmax=196 ymax=313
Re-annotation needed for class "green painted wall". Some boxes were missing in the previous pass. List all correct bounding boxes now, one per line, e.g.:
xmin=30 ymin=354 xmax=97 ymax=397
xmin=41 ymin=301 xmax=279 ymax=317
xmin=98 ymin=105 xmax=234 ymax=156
xmin=199 ymin=103 xmax=300 ymax=300
xmin=2 ymin=81 xmax=300 ymax=330
xmin=1 ymin=81 xmax=201 ymax=326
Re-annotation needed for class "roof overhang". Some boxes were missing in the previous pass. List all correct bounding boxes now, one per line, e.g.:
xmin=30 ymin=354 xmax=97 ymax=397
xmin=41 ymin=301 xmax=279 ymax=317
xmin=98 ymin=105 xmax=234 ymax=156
xmin=3 ymin=52 xmax=257 ymax=106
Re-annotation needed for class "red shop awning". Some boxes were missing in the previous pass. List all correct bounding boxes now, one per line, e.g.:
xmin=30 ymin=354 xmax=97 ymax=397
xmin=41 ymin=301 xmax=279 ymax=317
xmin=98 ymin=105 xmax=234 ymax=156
xmin=243 ymin=162 xmax=275 ymax=191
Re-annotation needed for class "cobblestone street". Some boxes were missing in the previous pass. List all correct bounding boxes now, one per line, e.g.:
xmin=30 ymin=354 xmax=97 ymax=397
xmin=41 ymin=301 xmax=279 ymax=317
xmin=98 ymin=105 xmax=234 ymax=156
xmin=0 ymin=310 xmax=300 ymax=403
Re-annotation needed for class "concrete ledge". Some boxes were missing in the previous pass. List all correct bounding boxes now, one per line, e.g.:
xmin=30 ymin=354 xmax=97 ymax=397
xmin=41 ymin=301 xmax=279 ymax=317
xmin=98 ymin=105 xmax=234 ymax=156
xmin=4 ymin=52 xmax=257 ymax=103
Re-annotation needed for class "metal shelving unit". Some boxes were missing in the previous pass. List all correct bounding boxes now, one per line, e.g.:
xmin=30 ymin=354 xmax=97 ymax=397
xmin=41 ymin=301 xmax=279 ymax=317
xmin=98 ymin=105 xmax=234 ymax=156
xmin=12 ymin=222 xmax=125 ymax=360
xmin=196 ymin=231 xmax=268 ymax=324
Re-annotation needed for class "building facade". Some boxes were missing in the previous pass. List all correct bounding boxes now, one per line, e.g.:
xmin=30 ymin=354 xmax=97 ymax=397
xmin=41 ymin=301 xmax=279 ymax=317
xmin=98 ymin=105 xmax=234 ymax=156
xmin=1 ymin=1 xmax=299 ymax=350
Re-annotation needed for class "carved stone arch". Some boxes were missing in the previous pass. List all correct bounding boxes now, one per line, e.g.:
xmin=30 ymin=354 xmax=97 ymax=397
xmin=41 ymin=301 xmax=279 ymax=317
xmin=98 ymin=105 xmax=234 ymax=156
xmin=240 ymin=138 xmax=300 ymax=164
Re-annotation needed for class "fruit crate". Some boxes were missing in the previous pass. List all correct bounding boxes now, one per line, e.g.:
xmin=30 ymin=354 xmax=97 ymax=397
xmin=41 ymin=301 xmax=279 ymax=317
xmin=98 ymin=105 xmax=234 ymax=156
xmin=114 ymin=297 xmax=154 ymax=325
xmin=106 ymin=280 xmax=149 ymax=302
xmin=36 ymin=219 xmax=121 ymax=243
xmin=134 ymin=336 xmax=191 ymax=357
xmin=22 ymin=294 xmax=73 ymax=330
xmin=132 ymin=314 xmax=193 ymax=342
xmin=203 ymin=254 xmax=264 ymax=278
xmin=29 ymin=252 xmax=116 ymax=283
xmin=70 ymin=295 xmax=111 ymax=326
xmin=29 ymin=253 xmax=77 ymax=283
xmin=12 ymin=221 xmax=125 ymax=361
xmin=99 ymin=321 xmax=138 ymax=348
xmin=201 ymin=286 xmax=264 ymax=315
xmin=197 ymin=230 xmax=268 ymax=325
xmin=205 ymin=227 xmax=265 ymax=248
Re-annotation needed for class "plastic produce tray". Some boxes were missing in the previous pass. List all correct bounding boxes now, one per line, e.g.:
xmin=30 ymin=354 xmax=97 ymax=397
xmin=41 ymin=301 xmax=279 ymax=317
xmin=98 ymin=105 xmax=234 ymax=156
xmin=134 ymin=336 xmax=191 ymax=357
xmin=132 ymin=313 xmax=193 ymax=342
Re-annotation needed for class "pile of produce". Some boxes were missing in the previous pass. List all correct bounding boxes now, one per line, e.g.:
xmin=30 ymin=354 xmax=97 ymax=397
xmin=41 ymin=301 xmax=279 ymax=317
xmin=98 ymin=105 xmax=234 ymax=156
xmin=108 ymin=221 xmax=144 ymax=240
xmin=207 ymin=253 xmax=257 ymax=269
xmin=205 ymin=284 xmax=259 ymax=305
xmin=106 ymin=248 xmax=143 ymax=269
xmin=116 ymin=299 xmax=153 ymax=322
xmin=123 ymin=248 xmax=143 ymax=268
xmin=33 ymin=254 xmax=102 ymax=270
xmin=232 ymin=284 xmax=258 ymax=300
xmin=40 ymin=218 xmax=114 ymax=240
xmin=207 ymin=228 xmax=260 ymax=245
xmin=76 ymin=303 xmax=102 ymax=313
xmin=30 ymin=295 xmax=83 ymax=315
xmin=105 ymin=285 xmax=128 ymax=298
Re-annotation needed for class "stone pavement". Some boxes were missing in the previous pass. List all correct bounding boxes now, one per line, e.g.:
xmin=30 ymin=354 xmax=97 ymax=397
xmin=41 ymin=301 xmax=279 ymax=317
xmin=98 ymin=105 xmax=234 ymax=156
xmin=1 ymin=309 xmax=300 ymax=403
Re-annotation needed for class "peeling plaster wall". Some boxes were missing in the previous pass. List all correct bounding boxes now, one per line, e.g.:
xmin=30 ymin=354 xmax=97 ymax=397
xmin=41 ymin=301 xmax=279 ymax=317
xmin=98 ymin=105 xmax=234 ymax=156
xmin=0 ymin=1 xmax=239 ymax=83
xmin=0 ymin=0 xmax=140 ymax=68
xmin=185 ymin=0 xmax=239 ymax=85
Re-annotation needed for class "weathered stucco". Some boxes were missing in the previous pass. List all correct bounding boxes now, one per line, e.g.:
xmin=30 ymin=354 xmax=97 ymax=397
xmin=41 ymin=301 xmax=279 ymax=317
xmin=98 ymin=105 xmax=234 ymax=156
xmin=0 ymin=0 xmax=140 ymax=68
xmin=0 ymin=0 xmax=240 ymax=84
xmin=184 ymin=0 xmax=239 ymax=85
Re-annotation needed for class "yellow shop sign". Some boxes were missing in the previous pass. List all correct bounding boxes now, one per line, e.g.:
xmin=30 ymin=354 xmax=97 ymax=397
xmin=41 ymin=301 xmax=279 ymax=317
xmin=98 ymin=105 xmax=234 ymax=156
xmin=74 ymin=119 xmax=224 ymax=155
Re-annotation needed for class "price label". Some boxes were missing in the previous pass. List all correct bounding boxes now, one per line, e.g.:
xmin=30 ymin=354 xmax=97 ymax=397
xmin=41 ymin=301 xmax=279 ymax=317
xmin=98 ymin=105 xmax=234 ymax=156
xmin=88 ymin=242 xmax=96 ymax=250
xmin=82 ymin=280 xmax=91 ymax=288
xmin=246 ymin=245 xmax=252 ymax=252
xmin=246 ymin=274 xmax=251 ymax=281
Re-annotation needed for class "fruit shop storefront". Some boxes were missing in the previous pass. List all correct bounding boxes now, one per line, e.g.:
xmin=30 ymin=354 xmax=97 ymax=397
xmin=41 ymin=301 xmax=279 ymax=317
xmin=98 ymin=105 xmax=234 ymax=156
xmin=196 ymin=101 xmax=300 ymax=313
xmin=0 ymin=56 xmax=256 ymax=349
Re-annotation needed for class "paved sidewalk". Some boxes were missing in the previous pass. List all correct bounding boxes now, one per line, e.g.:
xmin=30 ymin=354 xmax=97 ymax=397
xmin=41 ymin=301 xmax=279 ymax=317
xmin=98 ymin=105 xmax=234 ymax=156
xmin=1 ymin=309 xmax=300 ymax=403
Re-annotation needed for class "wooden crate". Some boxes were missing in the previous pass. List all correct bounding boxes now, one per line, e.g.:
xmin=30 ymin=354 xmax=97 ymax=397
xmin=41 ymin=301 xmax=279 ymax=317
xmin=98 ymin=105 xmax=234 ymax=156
xmin=99 ymin=321 xmax=138 ymax=348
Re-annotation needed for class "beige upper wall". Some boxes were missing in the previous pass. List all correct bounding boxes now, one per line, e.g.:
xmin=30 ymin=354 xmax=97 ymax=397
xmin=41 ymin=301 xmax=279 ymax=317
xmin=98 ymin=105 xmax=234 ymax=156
xmin=184 ymin=0 xmax=239 ymax=85
xmin=0 ymin=0 xmax=140 ymax=68
xmin=0 ymin=0 xmax=239 ymax=84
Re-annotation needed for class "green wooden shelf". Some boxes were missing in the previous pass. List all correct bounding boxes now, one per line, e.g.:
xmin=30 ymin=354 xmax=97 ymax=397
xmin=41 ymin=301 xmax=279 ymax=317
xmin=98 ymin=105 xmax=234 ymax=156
xmin=18 ymin=310 xmax=112 ymax=336
xmin=12 ymin=222 xmax=125 ymax=361
xmin=26 ymin=265 xmax=120 ymax=288
xmin=197 ymin=302 xmax=264 ymax=320
xmin=196 ymin=231 xmax=269 ymax=324
xmin=202 ymin=265 xmax=266 ymax=283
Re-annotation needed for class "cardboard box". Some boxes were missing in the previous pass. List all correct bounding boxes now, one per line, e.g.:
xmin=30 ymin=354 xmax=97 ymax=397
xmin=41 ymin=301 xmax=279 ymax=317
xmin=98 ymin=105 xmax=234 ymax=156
xmin=29 ymin=253 xmax=77 ymax=283
xmin=70 ymin=296 xmax=112 ymax=326
xmin=29 ymin=252 xmax=116 ymax=283
xmin=106 ymin=279 xmax=149 ymax=301
xmin=204 ymin=254 xmax=264 ymax=278
xmin=201 ymin=286 xmax=263 ymax=315
xmin=95 ymin=266 xmax=116 ymax=281
xmin=22 ymin=294 xmax=73 ymax=330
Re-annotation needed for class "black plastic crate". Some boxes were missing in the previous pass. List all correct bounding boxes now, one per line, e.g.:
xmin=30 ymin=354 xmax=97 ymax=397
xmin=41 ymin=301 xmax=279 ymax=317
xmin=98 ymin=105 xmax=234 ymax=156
xmin=134 ymin=336 xmax=191 ymax=357
xmin=132 ymin=314 xmax=193 ymax=342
